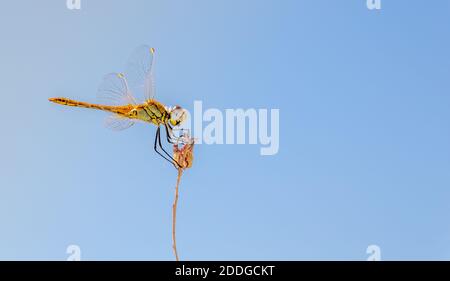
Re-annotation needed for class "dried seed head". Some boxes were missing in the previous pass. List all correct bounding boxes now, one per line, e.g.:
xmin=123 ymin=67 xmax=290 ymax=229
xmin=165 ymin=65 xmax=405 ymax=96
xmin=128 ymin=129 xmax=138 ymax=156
xmin=173 ymin=138 xmax=195 ymax=169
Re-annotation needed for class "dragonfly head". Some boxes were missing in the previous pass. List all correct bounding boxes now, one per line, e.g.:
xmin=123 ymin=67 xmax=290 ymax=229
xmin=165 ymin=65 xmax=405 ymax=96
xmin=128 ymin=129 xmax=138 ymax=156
xmin=168 ymin=106 xmax=187 ymax=127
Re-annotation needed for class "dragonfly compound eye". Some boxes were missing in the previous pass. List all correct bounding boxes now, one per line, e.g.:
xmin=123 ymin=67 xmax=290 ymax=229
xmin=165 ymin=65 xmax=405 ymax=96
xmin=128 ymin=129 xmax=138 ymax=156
xmin=169 ymin=107 xmax=187 ymax=126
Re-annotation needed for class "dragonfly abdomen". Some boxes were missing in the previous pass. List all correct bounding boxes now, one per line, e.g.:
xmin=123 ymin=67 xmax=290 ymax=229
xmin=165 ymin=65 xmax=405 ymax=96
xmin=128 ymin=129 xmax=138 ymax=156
xmin=49 ymin=97 xmax=133 ymax=115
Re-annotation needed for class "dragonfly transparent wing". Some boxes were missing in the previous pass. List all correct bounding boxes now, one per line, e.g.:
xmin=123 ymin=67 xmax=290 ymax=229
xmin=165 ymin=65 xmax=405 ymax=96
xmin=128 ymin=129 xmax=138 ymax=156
xmin=124 ymin=45 xmax=155 ymax=102
xmin=97 ymin=72 xmax=137 ymax=106
xmin=104 ymin=114 xmax=135 ymax=131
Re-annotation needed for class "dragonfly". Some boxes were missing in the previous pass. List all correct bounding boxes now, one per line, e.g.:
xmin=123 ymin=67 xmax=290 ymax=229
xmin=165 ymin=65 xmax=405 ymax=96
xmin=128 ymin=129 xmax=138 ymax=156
xmin=49 ymin=45 xmax=188 ymax=168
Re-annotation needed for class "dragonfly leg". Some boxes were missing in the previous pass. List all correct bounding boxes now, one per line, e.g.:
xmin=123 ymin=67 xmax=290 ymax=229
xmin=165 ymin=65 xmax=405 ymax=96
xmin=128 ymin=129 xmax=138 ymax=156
xmin=164 ymin=124 xmax=177 ymax=144
xmin=154 ymin=127 xmax=179 ymax=168
xmin=157 ymin=127 xmax=182 ymax=168
xmin=165 ymin=124 xmax=191 ymax=145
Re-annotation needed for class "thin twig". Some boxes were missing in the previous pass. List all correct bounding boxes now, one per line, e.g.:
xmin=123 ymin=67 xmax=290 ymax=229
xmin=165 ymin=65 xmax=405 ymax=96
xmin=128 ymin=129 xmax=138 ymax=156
xmin=171 ymin=136 xmax=194 ymax=261
xmin=172 ymin=168 xmax=183 ymax=261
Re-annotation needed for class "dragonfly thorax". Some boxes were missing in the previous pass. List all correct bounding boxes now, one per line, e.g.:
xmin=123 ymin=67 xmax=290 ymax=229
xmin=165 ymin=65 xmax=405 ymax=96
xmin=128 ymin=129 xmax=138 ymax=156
xmin=131 ymin=100 xmax=169 ymax=126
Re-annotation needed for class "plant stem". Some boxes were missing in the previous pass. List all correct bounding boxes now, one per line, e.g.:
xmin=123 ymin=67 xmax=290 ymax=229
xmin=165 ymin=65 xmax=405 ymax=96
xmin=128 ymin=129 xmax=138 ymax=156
xmin=172 ymin=168 xmax=183 ymax=261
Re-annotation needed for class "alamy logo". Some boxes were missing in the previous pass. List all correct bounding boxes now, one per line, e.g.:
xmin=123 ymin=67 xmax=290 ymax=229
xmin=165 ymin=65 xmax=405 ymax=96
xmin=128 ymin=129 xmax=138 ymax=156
xmin=66 ymin=0 xmax=81 ymax=10
xmin=366 ymin=244 xmax=381 ymax=261
xmin=183 ymin=101 xmax=280 ymax=156
xmin=66 ymin=244 xmax=81 ymax=261
xmin=367 ymin=0 xmax=381 ymax=10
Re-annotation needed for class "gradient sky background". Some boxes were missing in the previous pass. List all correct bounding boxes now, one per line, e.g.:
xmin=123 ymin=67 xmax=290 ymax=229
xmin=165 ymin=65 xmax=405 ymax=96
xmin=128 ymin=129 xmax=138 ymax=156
xmin=1 ymin=0 xmax=449 ymax=260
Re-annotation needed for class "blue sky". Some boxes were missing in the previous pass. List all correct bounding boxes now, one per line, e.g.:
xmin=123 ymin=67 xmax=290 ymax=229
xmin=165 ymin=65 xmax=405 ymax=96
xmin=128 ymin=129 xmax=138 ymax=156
xmin=1 ymin=0 xmax=449 ymax=260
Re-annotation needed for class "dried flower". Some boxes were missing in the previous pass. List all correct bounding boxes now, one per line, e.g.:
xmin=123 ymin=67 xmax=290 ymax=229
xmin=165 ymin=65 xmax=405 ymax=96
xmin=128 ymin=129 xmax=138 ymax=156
xmin=173 ymin=137 xmax=195 ymax=169
xmin=171 ymin=134 xmax=195 ymax=261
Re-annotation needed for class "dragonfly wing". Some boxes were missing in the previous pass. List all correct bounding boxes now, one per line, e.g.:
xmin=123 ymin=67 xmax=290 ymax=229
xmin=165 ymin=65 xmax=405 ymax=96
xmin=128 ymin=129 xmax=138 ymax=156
xmin=124 ymin=45 xmax=155 ymax=101
xmin=97 ymin=72 xmax=137 ymax=105
xmin=104 ymin=114 xmax=135 ymax=131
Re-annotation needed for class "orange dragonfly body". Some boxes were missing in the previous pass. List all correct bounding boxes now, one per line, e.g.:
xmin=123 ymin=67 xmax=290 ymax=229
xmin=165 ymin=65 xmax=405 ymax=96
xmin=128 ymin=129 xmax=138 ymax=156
xmin=49 ymin=46 xmax=187 ymax=167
